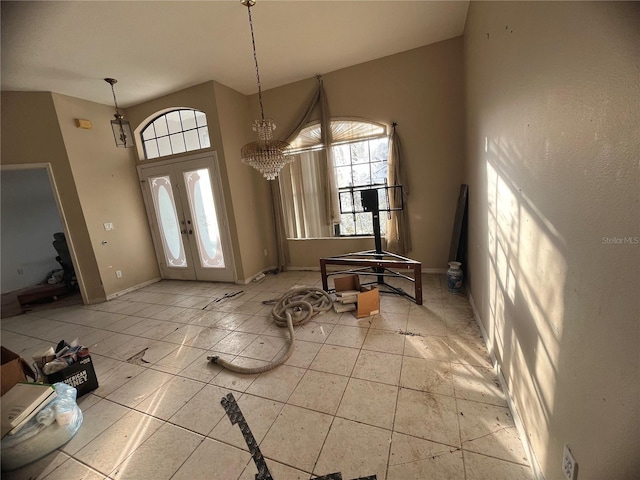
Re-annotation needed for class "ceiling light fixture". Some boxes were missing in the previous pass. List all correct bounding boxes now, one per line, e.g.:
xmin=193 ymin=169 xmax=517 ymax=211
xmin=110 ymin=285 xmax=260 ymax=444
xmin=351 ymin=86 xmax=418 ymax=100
xmin=240 ymin=0 xmax=292 ymax=180
xmin=104 ymin=78 xmax=134 ymax=148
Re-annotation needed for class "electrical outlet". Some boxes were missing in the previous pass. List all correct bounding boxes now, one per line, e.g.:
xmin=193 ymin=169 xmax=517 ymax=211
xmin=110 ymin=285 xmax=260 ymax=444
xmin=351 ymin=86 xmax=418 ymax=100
xmin=116 ymin=270 xmax=123 ymax=278
xmin=263 ymin=249 xmax=268 ymax=257
xmin=562 ymin=444 xmax=577 ymax=480
xmin=104 ymin=222 xmax=114 ymax=231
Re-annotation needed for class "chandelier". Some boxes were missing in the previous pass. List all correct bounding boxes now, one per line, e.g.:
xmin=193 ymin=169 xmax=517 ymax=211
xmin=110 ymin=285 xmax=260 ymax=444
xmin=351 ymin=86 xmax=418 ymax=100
xmin=104 ymin=78 xmax=134 ymax=148
xmin=240 ymin=0 xmax=293 ymax=180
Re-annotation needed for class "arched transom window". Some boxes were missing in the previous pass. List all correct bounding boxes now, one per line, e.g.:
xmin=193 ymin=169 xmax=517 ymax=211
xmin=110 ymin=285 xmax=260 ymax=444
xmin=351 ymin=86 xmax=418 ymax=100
xmin=141 ymin=109 xmax=210 ymax=160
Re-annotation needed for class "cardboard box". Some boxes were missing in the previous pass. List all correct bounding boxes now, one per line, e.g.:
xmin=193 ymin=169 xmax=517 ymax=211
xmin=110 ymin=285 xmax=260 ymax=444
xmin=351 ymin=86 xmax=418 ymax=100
xmin=334 ymin=275 xmax=380 ymax=318
xmin=45 ymin=355 xmax=98 ymax=398
xmin=1 ymin=347 xmax=34 ymax=396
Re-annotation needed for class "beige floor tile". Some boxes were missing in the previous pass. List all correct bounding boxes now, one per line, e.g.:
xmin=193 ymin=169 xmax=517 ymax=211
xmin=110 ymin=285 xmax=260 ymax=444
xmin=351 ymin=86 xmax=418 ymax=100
xmin=288 ymin=369 xmax=349 ymax=415
xmin=314 ymin=417 xmax=391 ymax=480
xmin=153 ymin=344 xmax=204 ymax=371
xmin=90 ymin=357 xmax=147 ymax=398
xmin=404 ymin=334 xmax=452 ymax=362
xmin=138 ymin=321 xmax=183 ymax=340
xmin=282 ymin=339 xmax=322 ymax=368
xmin=245 ymin=364 xmax=305 ymax=402
xmin=185 ymin=326 xmax=230 ymax=349
xmin=452 ymin=363 xmax=507 ymax=406
xmin=161 ymin=323 xmax=206 ymax=345
xmin=309 ymin=344 xmax=360 ymax=376
xmin=260 ymin=404 xmax=332 ymax=472
xmin=209 ymin=393 xmax=284 ymax=449
xmin=235 ymin=315 xmax=274 ymax=334
xmin=106 ymin=335 xmax=155 ymax=361
xmin=325 ymin=324 xmax=368 ymax=348
xmin=121 ymin=318 xmax=166 ymax=336
xmin=379 ymin=298 xmax=411 ymax=315
xmin=41 ymin=457 xmax=105 ymax=480
xmin=457 ymin=399 xmax=529 ymax=465
xmin=88 ymin=332 xmax=136 ymax=356
xmin=387 ymin=431 xmax=464 ymax=480
xmin=337 ymin=311 xmax=374 ymax=327
xmin=337 ymin=378 xmax=398 ymax=430
xmin=212 ymin=312 xmax=251 ymax=330
xmin=74 ymin=410 xmax=164 ymax=475
xmin=464 ymin=451 xmax=534 ymax=480
xmin=210 ymin=357 xmax=263 ymax=392
xmin=352 ymin=350 xmax=402 ymax=386
xmin=62 ymin=398 xmax=130 ymax=455
xmin=394 ymin=388 xmax=460 ymax=447
xmin=106 ymin=368 xmax=174 ymax=408
xmin=447 ymin=334 xmax=492 ymax=368
xmin=400 ymin=356 xmax=454 ymax=397
xmin=169 ymin=383 xmax=231 ymax=435
xmin=212 ymin=331 xmax=259 ymax=355
xmin=110 ymin=423 xmax=203 ymax=480
xmin=178 ymin=350 xmax=224 ymax=383
xmin=239 ymin=335 xmax=288 ymax=361
xmin=135 ymin=376 xmax=205 ymax=420
xmin=294 ymin=320 xmax=334 ymax=343
xmin=362 ymin=328 xmax=405 ymax=354
xmin=170 ymin=438 xmax=251 ymax=480
xmin=313 ymin=309 xmax=343 ymax=325
xmin=406 ymin=313 xmax=448 ymax=336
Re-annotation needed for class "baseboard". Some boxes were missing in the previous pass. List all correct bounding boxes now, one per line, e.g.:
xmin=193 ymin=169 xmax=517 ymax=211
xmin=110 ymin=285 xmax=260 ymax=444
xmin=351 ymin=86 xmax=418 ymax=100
xmin=106 ymin=277 xmax=161 ymax=301
xmin=467 ymin=291 xmax=546 ymax=480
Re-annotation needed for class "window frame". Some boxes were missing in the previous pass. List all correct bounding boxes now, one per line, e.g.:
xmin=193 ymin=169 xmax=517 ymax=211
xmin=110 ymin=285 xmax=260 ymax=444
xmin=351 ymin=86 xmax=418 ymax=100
xmin=140 ymin=109 xmax=210 ymax=160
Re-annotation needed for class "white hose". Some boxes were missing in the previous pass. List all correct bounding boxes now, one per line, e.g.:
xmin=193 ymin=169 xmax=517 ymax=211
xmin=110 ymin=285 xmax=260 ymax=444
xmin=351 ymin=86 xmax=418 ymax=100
xmin=208 ymin=286 xmax=332 ymax=374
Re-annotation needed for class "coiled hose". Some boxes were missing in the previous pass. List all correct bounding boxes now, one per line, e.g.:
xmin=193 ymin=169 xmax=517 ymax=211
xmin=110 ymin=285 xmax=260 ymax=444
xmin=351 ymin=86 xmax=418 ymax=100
xmin=207 ymin=286 xmax=332 ymax=374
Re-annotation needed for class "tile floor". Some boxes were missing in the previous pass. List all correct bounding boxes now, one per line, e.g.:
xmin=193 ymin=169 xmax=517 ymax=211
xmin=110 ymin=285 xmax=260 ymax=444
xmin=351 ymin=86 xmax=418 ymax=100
xmin=1 ymin=271 xmax=534 ymax=480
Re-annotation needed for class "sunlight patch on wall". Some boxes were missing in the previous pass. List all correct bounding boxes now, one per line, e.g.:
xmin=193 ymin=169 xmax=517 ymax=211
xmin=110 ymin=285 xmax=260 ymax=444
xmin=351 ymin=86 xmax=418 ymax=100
xmin=486 ymin=150 xmax=567 ymax=465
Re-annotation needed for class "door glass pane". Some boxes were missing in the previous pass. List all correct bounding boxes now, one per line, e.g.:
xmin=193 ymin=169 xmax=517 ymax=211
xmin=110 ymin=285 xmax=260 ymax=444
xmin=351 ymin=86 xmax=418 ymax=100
xmin=149 ymin=175 xmax=187 ymax=267
xmin=184 ymin=168 xmax=225 ymax=268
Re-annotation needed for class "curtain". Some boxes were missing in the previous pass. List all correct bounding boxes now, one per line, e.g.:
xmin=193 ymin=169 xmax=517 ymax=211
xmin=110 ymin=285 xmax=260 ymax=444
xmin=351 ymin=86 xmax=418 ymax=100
xmin=279 ymin=151 xmax=331 ymax=238
xmin=272 ymin=76 xmax=338 ymax=269
xmin=385 ymin=124 xmax=411 ymax=255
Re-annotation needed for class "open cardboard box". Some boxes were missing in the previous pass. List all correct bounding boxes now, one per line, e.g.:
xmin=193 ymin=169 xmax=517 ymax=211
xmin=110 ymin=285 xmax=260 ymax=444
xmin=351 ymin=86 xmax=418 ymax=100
xmin=334 ymin=274 xmax=380 ymax=318
xmin=1 ymin=347 xmax=35 ymax=396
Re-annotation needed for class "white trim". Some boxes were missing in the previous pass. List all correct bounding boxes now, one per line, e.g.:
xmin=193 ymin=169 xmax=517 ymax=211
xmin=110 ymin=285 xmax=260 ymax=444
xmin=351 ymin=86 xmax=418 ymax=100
xmin=106 ymin=277 xmax=161 ymax=300
xmin=467 ymin=291 xmax=546 ymax=480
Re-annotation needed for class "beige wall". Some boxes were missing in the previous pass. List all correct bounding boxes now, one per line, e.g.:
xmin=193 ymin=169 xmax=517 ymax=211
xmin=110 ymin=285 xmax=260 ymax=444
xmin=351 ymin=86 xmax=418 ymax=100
xmin=261 ymin=37 xmax=466 ymax=269
xmin=463 ymin=2 xmax=640 ymax=479
xmin=51 ymin=93 xmax=160 ymax=297
xmin=214 ymin=81 xmax=279 ymax=280
xmin=1 ymin=92 xmax=106 ymax=303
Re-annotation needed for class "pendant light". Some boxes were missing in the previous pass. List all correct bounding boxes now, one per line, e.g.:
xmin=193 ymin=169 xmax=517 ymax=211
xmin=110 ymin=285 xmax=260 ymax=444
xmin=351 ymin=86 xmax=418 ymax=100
xmin=104 ymin=78 xmax=134 ymax=148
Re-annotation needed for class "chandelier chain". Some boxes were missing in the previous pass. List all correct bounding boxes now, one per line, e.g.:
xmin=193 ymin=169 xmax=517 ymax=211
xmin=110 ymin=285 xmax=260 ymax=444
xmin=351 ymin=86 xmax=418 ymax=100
xmin=246 ymin=3 xmax=265 ymax=122
xmin=108 ymin=83 xmax=121 ymax=116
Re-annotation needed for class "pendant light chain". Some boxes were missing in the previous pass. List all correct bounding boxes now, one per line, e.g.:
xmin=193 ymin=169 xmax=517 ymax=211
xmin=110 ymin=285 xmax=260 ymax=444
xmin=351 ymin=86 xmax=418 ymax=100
xmin=246 ymin=3 xmax=265 ymax=122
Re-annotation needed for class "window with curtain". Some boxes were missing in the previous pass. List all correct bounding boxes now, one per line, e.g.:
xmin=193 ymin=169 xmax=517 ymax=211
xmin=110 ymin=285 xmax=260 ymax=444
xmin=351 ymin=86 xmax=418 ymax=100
xmin=280 ymin=118 xmax=389 ymax=238
xmin=140 ymin=109 xmax=210 ymax=160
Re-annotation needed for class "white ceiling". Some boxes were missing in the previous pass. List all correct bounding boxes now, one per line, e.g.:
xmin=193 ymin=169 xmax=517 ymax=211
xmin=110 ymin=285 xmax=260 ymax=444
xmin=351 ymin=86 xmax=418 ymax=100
xmin=1 ymin=1 xmax=469 ymax=108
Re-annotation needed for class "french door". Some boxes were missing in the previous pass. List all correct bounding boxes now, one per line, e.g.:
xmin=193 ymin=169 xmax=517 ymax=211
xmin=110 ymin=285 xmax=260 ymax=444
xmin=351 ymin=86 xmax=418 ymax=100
xmin=139 ymin=153 xmax=235 ymax=282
